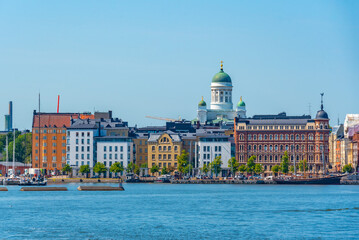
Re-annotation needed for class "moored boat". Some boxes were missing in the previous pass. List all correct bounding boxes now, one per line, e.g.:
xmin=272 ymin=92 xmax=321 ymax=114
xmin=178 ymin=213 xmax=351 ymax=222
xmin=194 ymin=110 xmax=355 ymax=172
xmin=273 ymin=175 xmax=343 ymax=185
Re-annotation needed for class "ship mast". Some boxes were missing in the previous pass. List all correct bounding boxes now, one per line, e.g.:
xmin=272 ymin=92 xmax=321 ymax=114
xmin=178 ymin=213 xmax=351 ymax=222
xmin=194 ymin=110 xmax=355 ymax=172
xmin=13 ymin=128 xmax=15 ymax=175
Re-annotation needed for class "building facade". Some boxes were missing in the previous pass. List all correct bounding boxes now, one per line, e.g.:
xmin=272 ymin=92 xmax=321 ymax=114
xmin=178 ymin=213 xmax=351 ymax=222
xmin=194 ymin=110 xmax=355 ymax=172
xmin=32 ymin=111 xmax=94 ymax=174
xmin=147 ymin=132 xmax=182 ymax=171
xmin=234 ymin=105 xmax=330 ymax=174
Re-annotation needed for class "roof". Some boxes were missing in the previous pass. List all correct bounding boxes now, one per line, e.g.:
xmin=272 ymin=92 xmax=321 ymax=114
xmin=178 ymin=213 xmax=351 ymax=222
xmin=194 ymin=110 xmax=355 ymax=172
xmin=0 ymin=162 xmax=32 ymax=167
xmin=32 ymin=112 xmax=94 ymax=128
xmin=212 ymin=69 xmax=232 ymax=83
xmin=148 ymin=131 xmax=181 ymax=143
xmin=237 ymin=118 xmax=311 ymax=125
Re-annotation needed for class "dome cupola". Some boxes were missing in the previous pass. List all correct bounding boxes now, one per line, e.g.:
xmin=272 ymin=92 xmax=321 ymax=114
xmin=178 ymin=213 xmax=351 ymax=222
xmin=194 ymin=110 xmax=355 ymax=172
xmin=237 ymin=96 xmax=246 ymax=107
xmin=315 ymin=93 xmax=329 ymax=119
xmin=198 ymin=96 xmax=207 ymax=107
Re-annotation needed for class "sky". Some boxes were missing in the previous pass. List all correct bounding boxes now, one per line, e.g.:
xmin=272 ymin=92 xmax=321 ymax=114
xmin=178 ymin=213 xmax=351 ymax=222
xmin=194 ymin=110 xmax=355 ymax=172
xmin=0 ymin=0 xmax=358 ymax=130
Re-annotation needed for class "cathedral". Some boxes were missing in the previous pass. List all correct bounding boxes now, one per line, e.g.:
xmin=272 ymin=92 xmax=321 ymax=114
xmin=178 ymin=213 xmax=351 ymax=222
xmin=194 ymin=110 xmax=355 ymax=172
xmin=197 ymin=62 xmax=246 ymax=124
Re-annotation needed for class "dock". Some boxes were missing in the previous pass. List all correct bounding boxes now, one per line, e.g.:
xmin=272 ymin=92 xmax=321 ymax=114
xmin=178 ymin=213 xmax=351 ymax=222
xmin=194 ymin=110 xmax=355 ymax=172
xmin=0 ymin=187 xmax=8 ymax=191
xmin=77 ymin=186 xmax=124 ymax=191
xmin=20 ymin=187 xmax=68 ymax=191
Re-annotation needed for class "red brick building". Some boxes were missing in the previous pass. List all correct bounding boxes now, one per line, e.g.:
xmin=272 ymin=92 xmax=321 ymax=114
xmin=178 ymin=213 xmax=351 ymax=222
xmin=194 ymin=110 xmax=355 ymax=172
xmin=234 ymin=105 xmax=330 ymax=174
xmin=32 ymin=111 xmax=94 ymax=174
xmin=0 ymin=162 xmax=31 ymax=176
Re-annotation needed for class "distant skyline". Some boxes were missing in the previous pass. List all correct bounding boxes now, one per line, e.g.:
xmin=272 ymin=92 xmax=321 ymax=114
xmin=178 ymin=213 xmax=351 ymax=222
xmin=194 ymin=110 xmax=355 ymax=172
xmin=0 ymin=0 xmax=358 ymax=130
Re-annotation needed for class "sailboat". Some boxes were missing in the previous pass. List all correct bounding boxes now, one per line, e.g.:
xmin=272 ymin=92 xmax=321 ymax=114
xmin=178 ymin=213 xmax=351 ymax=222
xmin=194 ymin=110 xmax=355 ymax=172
xmin=3 ymin=129 xmax=21 ymax=185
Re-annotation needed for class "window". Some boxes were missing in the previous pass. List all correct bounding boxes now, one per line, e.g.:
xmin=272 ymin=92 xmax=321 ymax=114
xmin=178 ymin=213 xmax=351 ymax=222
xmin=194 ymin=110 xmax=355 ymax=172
xmin=87 ymin=154 xmax=90 ymax=159
xmin=87 ymin=146 xmax=90 ymax=152
xmin=174 ymin=146 xmax=178 ymax=151
xmin=104 ymin=154 xmax=107 ymax=159
xmin=159 ymin=146 xmax=162 ymax=151
xmin=115 ymin=154 xmax=118 ymax=159
xmin=81 ymin=146 xmax=84 ymax=152
xmin=115 ymin=146 xmax=118 ymax=151
xmin=152 ymin=146 xmax=155 ymax=151
xmin=104 ymin=146 xmax=107 ymax=151
xmin=109 ymin=154 xmax=112 ymax=160
xmin=121 ymin=146 xmax=123 ymax=152
xmin=76 ymin=139 xmax=79 ymax=144
xmin=76 ymin=146 xmax=79 ymax=152
xmin=81 ymin=132 xmax=84 ymax=137
xmin=109 ymin=146 xmax=112 ymax=152
xmin=76 ymin=132 xmax=79 ymax=137
xmin=76 ymin=154 xmax=79 ymax=159
xmin=87 ymin=139 xmax=90 ymax=144
xmin=81 ymin=139 xmax=84 ymax=144
xmin=87 ymin=132 xmax=90 ymax=137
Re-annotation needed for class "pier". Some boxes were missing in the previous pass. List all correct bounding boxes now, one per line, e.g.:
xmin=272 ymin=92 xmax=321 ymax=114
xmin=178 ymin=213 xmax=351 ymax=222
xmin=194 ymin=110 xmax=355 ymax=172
xmin=20 ymin=187 xmax=68 ymax=191
xmin=77 ymin=186 xmax=124 ymax=191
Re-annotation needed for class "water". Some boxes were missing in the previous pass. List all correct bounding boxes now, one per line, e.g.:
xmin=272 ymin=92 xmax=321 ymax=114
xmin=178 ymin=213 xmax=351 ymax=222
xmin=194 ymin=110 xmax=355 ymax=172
xmin=1 ymin=183 xmax=359 ymax=239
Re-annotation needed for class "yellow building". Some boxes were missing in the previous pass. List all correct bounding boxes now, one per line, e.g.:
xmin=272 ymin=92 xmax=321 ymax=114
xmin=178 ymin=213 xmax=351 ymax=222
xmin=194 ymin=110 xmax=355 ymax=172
xmin=133 ymin=135 xmax=148 ymax=167
xmin=147 ymin=132 xmax=182 ymax=172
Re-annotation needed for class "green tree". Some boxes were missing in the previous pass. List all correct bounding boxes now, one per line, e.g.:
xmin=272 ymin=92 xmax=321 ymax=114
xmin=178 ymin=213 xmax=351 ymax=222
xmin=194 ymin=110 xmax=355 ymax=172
xmin=177 ymin=150 xmax=189 ymax=176
xmin=126 ymin=162 xmax=135 ymax=173
xmin=168 ymin=166 xmax=176 ymax=173
xmin=342 ymin=164 xmax=353 ymax=173
xmin=62 ymin=164 xmax=72 ymax=176
xmin=298 ymin=160 xmax=308 ymax=173
xmin=161 ymin=166 xmax=169 ymax=175
xmin=140 ymin=163 xmax=148 ymax=168
xmin=210 ymin=156 xmax=222 ymax=177
xmin=93 ymin=162 xmax=107 ymax=177
xmin=254 ymin=163 xmax=263 ymax=175
xmin=280 ymin=151 xmax=290 ymax=174
xmin=1 ymin=132 xmax=32 ymax=163
xmin=271 ymin=165 xmax=280 ymax=175
xmin=239 ymin=165 xmax=247 ymax=174
xmin=134 ymin=164 xmax=140 ymax=175
xmin=150 ymin=164 xmax=159 ymax=175
xmin=201 ymin=164 xmax=210 ymax=176
xmin=228 ymin=157 xmax=239 ymax=177
xmin=246 ymin=156 xmax=256 ymax=175
xmin=110 ymin=162 xmax=124 ymax=177
xmin=79 ymin=164 xmax=90 ymax=178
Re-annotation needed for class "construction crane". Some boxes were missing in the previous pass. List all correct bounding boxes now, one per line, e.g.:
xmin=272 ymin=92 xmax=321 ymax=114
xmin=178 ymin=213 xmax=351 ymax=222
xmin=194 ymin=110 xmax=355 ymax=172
xmin=145 ymin=116 xmax=182 ymax=122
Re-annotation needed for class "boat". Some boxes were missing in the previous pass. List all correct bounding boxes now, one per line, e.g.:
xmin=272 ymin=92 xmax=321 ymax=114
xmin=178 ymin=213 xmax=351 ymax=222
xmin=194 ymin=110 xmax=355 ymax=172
xmin=155 ymin=175 xmax=171 ymax=183
xmin=273 ymin=175 xmax=343 ymax=185
xmin=18 ymin=177 xmax=47 ymax=186
xmin=3 ymin=176 xmax=21 ymax=185
xmin=125 ymin=173 xmax=140 ymax=183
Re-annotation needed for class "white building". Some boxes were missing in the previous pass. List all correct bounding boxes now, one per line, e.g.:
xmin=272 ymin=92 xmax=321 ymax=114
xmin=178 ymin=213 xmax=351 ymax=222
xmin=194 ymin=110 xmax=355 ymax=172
xmin=196 ymin=62 xmax=246 ymax=124
xmin=96 ymin=136 xmax=133 ymax=172
xmin=66 ymin=123 xmax=99 ymax=171
xmin=197 ymin=135 xmax=231 ymax=171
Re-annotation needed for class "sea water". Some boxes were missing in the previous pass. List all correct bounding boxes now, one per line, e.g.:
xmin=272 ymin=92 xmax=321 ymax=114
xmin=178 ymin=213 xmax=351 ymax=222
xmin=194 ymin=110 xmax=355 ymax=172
xmin=0 ymin=183 xmax=359 ymax=239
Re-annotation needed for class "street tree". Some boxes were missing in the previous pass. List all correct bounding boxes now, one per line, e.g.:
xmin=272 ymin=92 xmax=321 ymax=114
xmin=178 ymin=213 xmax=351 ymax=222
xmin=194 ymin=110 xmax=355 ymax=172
xmin=280 ymin=151 xmax=290 ymax=174
xmin=201 ymin=164 xmax=210 ymax=176
xmin=211 ymin=156 xmax=222 ymax=177
xmin=238 ymin=165 xmax=247 ymax=174
xmin=228 ymin=157 xmax=239 ymax=177
xmin=177 ymin=150 xmax=189 ymax=177
xmin=62 ymin=164 xmax=72 ymax=176
xmin=79 ymin=165 xmax=90 ymax=178
xmin=161 ymin=166 xmax=169 ymax=175
xmin=93 ymin=162 xmax=107 ymax=177
xmin=246 ymin=156 xmax=256 ymax=175
xmin=342 ymin=164 xmax=353 ymax=173
xmin=127 ymin=162 xmax=135 ymax=173
xmin=150 ymin=164 xmax=159 ymax=175
xmin=110 ymin=162 xmax=124 ymax=177
xmin=254 ymin=164 xmax=263 ymax=175
xmin=271 ymin=165 xmax=280 ymax=176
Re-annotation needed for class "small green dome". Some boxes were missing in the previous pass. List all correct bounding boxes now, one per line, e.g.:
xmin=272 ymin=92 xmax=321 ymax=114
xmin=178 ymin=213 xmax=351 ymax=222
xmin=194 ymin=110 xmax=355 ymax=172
xmin=198 ymin=98 xmax=207 ymax=107
xmin=212 ymin=69 xmax=232 ymax=83
xmin=198 ymin=96 xmax=206 ymax=107
xmin=237 ymin=97 xmax=245 ymax=107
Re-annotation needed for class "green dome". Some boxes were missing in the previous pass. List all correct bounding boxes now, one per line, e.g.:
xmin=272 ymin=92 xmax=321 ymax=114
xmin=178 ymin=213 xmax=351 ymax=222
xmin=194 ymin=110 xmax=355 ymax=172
xmin=237 ymin=97 xmax=245 ymax=107
xmin=212 ymin=69 xmax=232 ymax=83
xmin=198 ymin=98 xmax=207 ymax=107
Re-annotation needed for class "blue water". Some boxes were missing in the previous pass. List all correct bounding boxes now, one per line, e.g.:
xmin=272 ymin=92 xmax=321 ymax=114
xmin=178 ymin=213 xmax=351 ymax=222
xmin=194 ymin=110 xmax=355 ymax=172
xmin=1 ymin=183 xmax=359 ymax=239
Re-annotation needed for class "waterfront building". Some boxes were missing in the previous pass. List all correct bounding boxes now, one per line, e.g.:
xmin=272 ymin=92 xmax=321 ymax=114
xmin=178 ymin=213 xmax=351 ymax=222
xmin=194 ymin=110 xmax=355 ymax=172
xmin=234 ymin=98 xmax=330 ymax=174
xmin=31 ymin=111 xmax=94 ymax=174
xmin=329 ymin=125 xmax=344 ymax=172
xmin=196 ymin=134 xmax=231 ymax=172
xmin=196 ymin=62 xmax=246 ymax=124
xmin=0 ymin=162 xmax=31 ymax=176
xmin=95 ymin=136 xmax=133 ymax=177
xmin=66 ymin=119 xmax=99 ymax=173
xmin=133 ymin=134 xmax=148 ymax=167
xmin=147 ymin=131 xmax=182 ymax=171
xmin=66 ymin=117 xmax=133 ymax=176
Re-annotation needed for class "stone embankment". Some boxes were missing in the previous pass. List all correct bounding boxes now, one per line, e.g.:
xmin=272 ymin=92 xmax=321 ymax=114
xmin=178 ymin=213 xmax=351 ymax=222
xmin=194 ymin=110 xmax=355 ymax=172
xmin=48 ymin=177 xmax=121 ymax=184
xmin=171 ymin=179 xmax=276 ymax=184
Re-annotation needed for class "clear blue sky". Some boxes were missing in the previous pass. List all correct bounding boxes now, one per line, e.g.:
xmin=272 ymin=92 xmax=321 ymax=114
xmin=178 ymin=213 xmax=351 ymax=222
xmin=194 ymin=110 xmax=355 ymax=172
xmin=0 ymin=0 xmax=358 ymax=130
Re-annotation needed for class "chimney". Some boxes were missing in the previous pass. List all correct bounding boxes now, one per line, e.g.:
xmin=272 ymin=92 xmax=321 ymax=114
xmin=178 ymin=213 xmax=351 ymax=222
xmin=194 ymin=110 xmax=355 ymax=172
xmin=109 ymin=111 xmax=112 ymax=119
